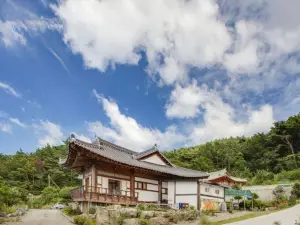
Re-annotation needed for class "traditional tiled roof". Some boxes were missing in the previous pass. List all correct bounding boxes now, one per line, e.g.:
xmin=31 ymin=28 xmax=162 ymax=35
xmin=206 ymin=169 xmax=247 ymax=183
xmin=62 ymin=136 xmax=208 ymax=179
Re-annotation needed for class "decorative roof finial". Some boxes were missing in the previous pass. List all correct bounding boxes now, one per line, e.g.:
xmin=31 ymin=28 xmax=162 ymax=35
xmin=154 ymin=143 xmax=158 ymax=150
xmin=69 ymin=134 xmax=76 ymax=142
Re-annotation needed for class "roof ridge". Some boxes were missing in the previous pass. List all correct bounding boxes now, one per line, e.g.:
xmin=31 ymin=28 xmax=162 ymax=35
xmin=97 ymin=137 xmax=137 ymax=155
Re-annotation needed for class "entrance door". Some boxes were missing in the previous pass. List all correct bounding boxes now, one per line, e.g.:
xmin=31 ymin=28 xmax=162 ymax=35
xmin=108 ymin=179 xmax=121 ymax=195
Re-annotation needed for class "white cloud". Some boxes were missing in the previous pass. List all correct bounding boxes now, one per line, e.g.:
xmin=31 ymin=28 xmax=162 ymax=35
xmin=166 ymin=80 xmax=202 ymax=119
xmin=0 ymin=18 xmax=61 ymax=47
xmin=72 ymin=132 xmax=92 ymax=143
xmin=33 ymin=120 xmax=64 ymax=147
xmin=0 ymin=122 xmax=12 ymax=133
xmin=47 ymin=47 xmax=71 ymax=76
xmin=9 ymin=118 xmax=26 ymax=128
xmin=189 ymin=94 xmax=274 ymax=144
xmin=54 ymin=0 xmax=231 ymax=85
xmin=0 ymin=81 xmax=22 ymax=98
xmin=90 ymin=90 xmax=186 ymax=151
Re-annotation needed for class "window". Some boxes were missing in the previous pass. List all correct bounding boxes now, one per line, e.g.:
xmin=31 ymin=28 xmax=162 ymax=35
xmin=136 ymin=181 xmax=147 ymax=190
xmin=162 ymin=188 xmax=168 ymax=194
xmin=215 ymin=189 xmax=220 ymax=195
xmin=205 ymin=187 xmax=210 ymax=193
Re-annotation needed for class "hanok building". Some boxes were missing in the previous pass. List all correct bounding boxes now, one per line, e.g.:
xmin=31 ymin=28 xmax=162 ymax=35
xmin=205 ymin=169 xmax=247 ymax=187
xmin=61 ymin=135 xmax=226 ymax=212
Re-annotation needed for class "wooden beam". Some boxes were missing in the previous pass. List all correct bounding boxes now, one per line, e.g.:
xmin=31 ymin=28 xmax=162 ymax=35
xmin=158 ymin=180 xmax=162 ymax=204
xmin=197 ymin=180 xmax=201 ymax=211
xmin=130 ymin=170 xmax=135 ymax=198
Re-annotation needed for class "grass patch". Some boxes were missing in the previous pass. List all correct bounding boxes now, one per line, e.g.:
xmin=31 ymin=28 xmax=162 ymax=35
xmin=207 ymin=208 xmax=288 ymax=225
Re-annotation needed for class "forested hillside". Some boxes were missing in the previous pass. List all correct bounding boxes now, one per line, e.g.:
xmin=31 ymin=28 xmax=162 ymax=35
xmin=0 ymin=143 xmax=80 ymax=196
xmin=164 ymin=113 xmax=300 ymax=185
xmin=0 ymin=113 xmax=299 ymax=200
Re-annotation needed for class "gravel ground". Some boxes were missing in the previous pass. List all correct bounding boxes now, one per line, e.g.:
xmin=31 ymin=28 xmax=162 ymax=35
xmin=5 ymin=209 xmax=73 ymax=225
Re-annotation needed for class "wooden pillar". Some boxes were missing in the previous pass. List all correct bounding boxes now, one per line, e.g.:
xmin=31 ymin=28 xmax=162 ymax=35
xmin=130 ymin=170 xmax=135 ymax=198
xmin=197 ymin=180 xmax=201 ymax=211
xmin=158 ymin=180 xmax=162 ymax=204
xmin=91 ymin=164 xmax=96 ymax=193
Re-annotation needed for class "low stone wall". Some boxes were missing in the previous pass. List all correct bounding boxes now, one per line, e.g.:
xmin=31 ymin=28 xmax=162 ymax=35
xmin=95 ymin=205 xmax=199 ymax=225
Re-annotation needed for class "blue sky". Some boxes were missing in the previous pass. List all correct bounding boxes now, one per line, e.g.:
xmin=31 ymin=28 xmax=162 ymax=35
xmin=1 ymin=0 xmax=300 ymax=154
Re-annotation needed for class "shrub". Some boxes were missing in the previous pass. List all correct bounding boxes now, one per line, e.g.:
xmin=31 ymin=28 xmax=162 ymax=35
xmin=288 ymin=195 xmax=297 ymax=206
xmin=28 ymin=198 xmax=43 ymax=209
xmin=139 ymin=218 xmax=150 ymax=225
xmin=63 ymin=206 xmax=82 ymax=216
xmin=59 ymin=187 xmax=75 ymax=203
xmin=73 ymin=216 xmax=86 ymax=225
xmin=41 ymin=186 xmax=60 ymax=205
xmin=228 ymin=209 xmax=233 ymax=213
xmin=83 ymin=219 xmax=96 ymax=225
xmin=292 ymin=183 xmax=300 ymax=198
xmin=138 ymin=204 xmax=146 ymax=210
xmin=117 ymin=215 xmax=127 ymax=225
xmin=88 ymin=207 xmax=96 ymax=214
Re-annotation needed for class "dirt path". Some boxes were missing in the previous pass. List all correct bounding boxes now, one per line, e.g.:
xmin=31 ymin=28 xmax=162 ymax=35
xmin=6 ymin=209 xmax=73 ymax=225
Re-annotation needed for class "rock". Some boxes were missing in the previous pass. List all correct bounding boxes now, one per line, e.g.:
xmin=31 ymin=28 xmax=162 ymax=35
xmin=0 ymin=212 xmax=6 ymax=217
xmin=182 ymin=210 xmax=198 ymax=221
xmin=108 ymin=209 xmax=120 ymax=225
xmin=7 ymin=214 xmax=12 ymax=217
xmin=122 ymin=218 xmax=140 ymax=225
xmin=153 ymin=211 xmax=166 ymax=217
xmin=120 ymin=208 xmax=138 ymax=218
xmin=107 ymin=205 xmax=122 ymax=211
xmin=96 ymin=207 xmax=109 ymax=225
xmin=149 ymin=217 xmax=169 ymax=225
xmin=140 ymin=211 xmax=155 ymax=219
xmin=88 ymin=214 xmax=96 ymax=219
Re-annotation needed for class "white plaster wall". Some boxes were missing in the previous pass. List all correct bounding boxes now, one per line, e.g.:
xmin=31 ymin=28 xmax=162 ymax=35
xmin=136 ymin=190 xmax=158 ymax=202
xmin=147 ymin=184 xmax=158 ymax=191
xmin=102 ymin=177 xmax=108 ymax=189
xmin=175 ymin=195 xmax=197 ymax=208
xmin=200 ymin=183 xmax=224 ymax=198
xmin=162 ymin=182 xmax=168 ymax=188
xmin=243 ymin=185 xmax=292 ymax=201
xmin=168 ymin=181 xmax=175 ymax=204
xmin=175 ymin=181 xmax=197 ymax=194
xmin=201 ymin=195 xmax=224 ymax=203
xmin=162 ymin=194 xmax=168 ymax=200
xmin=135 ymin=177 xmax=158 ymax=184
xmin=141 ymin=154 xmax=167 ymax=165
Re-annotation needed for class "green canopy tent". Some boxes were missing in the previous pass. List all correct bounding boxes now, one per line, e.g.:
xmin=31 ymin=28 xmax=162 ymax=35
xmin=225 ymin=189 xmax=253 ymax=211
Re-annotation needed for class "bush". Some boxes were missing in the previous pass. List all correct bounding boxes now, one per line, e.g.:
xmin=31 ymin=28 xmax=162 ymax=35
xmin=63 ymin=206 xmax=82 ymax=216
xmin=288 ymin=195 xmax=297 ymax=206
xmin=138 ymin=204 xmax=146 ymax=210
xmin=59 ymin=187 xmax=75 ymax=203
xmin=228 ymin=209 xmax=233 ymax=213
xmin=291 ymin=183 xmax=300 ymax=198
xmin=41 ymin=186 xmax=60 ymax=205
xmin=28 ymin=198 xmax=44 ymax=209
xmin=74 ymin=216 xmax=86 ymax=225
xmin=117 ymin=215 xmax=126 ymax=225
xmin=139 ymin=218 xmax=150 ymax=225
xmin=88 ymin=207 xmax=96 ymax=214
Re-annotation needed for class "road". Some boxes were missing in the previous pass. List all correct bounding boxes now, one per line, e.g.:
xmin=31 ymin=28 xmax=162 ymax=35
xmin=7 ymin=209 xmax=73 ymax=225
xmin=228 ymin=204 xmax=300 ymax=225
